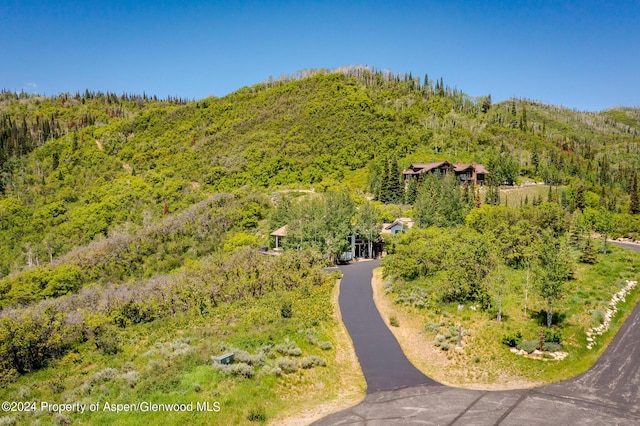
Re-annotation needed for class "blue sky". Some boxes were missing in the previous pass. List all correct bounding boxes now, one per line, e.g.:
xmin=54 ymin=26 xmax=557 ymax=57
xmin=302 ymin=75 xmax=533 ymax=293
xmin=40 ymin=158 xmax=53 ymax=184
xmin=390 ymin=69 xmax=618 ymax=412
xmin=1 ymin=0 xmax=638 ymax=111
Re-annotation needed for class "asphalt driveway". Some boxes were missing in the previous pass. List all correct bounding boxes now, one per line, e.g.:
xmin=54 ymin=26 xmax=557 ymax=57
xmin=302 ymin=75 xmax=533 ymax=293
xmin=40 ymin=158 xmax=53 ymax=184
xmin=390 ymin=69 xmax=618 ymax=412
xmin=314 ymin=248 xmax=640 ymax=425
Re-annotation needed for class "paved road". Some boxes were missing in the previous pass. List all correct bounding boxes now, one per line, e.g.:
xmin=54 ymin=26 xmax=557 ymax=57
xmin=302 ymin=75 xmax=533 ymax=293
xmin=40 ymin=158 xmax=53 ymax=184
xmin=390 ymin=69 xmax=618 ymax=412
xmin=337 ymin=260 xmax=439 ymax=392
xmin=314 ymin=250 xmax=640 ymax=425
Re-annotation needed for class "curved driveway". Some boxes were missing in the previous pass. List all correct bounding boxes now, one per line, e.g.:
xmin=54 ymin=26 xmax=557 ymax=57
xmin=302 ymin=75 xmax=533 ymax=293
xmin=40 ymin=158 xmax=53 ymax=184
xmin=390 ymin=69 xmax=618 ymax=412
xmin=315 ymin=245 xmax=640 ymax=425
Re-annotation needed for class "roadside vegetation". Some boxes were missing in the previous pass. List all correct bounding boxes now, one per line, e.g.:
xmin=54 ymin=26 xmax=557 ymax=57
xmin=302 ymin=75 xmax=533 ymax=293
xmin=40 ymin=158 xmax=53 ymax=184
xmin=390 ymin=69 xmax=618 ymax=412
xmin=380 ymin=202 xmax=640 ymax=386
xmin=0 ymin=249 xmax=365 ymax=425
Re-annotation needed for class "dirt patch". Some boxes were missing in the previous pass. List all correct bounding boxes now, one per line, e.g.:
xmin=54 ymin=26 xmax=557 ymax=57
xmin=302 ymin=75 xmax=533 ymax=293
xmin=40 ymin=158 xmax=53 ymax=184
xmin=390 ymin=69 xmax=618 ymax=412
xmin=270 ymin=277 xmax=365 ymax=425
xmin=371 ymin=268 xmax=543 ymax=390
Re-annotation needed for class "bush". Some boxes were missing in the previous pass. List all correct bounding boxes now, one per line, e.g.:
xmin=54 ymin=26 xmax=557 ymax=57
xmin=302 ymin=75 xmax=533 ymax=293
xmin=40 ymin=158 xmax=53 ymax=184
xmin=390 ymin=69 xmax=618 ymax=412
xmin=260 ymin=365 xmax=282 ymax=377
xmin=424 ymin=322 xmax=440 ymax=333
xmin=119 ymin=370 xmax=140 ymax=388
xmin=517 ymin=340 xmax=539 ymax=354
xmin=319 ymin=341 xmax=332 ymax=351
xmin=280 ymin=300 xmax=293 ymax=318
xmin=543 ymin=330 xmax=562 ymax=344
xmin=215 ymin=362 xmax=255 ymax=378
xmin=233 ymin=349 xmax=265 ymax=366
xmin=305 ymin=334 xmax=319 ymax=345
xmin=542 ymin=342 xmax=562 ymax=352
xmin=95 ymin=326 xmax=120 ymax=355
xmin=274 ymin=357 xmax=298 ymax=373
xmin=247 ymin=407 xmax=267 ymax=422
xmin=389 ymin=316 xmax=399 ymax=327
xmin=274 ymin=341 xmax=302 ymax=357
xmin=590 ymin=310 xmax=605 ymax=327
xmin=300 ymin=356 xmax=326 ymax=369
xmin=501 ymin=332 xmax=523 ymax=347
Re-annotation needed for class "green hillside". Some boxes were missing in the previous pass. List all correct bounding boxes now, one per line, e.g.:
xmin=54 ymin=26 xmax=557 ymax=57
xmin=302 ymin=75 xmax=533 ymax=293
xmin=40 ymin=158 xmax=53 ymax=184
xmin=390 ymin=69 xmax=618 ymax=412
xmin=1 ymin=68 xmax=640 ymax=424
xmin=2 ymin=71 xmax=639 ymax=280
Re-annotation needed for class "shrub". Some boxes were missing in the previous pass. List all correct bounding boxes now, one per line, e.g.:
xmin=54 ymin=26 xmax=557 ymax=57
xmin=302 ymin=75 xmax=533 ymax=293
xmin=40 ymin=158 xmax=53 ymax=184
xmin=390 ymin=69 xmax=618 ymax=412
xmin=319 ymin=341 xmax=332 ymax=351
xmin=274 ymin=341 xmax=302 ymax=357
xmin=260 ymin=365 xmax=282 ymax=376
xmin=119 ymin=370 xmax=140 ymax=388
xmin=280 ymin=301 xmax=293 ymax=318
xmin=501 ymin=332 xmax=523 ymax=347
xmin=215 ymin=362 xmax=255 ymax=378
xmin=440 ymin=343 xmax=450 ymax=351
xmin=257 ymin=344 xmax=274 ymax=358
xmin=543 ymin=330 xmax=562 ymax=344
xmin=517 ymin=340 xmax=539 ymax=354
xmin=233 ymin=349 xmax=265 ymax=366
xmin=590 ymin=309 xmax=605 ymax=327
xmin=424 ymin=322 xmax=440 ymax=333
xmin=274 ymin=357 xmax=298 ymax=374
xmin=95 ymin=327 xmax=120 ymax=355
xmin=542 ymin=342 xmax=562 ymax=352
xmin=247 ymin=407 xmax=267 ymax=422
xmin=300 ymin=356 xmax=326 ymax=369
xmin=305 ymin=334 xmax=319 ymax=345
xmin=389 ymin=316 xmax=399 ymax=327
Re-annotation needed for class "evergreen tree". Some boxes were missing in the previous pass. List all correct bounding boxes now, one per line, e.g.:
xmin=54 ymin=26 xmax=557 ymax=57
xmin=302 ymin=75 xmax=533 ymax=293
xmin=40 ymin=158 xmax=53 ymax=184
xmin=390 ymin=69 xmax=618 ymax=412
xmin=531 ymin=143 xmax=539 ymax=175
xmin=405 ymin=177 xmax=419 ymax=204
xmin=484 ymin=179 xmax=501 ymax=206
xmin=575 ymin=184 xmax=585 ymax=212
xmin=579 ymin=236 xmax=598 ymax=264
xmin=630 ymin=171 xmax=639 ymax=214
xmin=378 ymin=159 xmax=391 ymax=203
xmin=388 ymin=158 xmax=403 ymax=203
xmin=519 ymin=104 xmax=528 ymax=131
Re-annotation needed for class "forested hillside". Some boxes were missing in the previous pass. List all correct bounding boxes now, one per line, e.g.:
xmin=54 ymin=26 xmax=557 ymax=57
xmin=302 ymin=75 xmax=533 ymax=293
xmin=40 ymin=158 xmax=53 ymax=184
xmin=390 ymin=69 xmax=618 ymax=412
xmin=1 ymin=67 xmax=640 ymax=424
xmin=1 ymin=69 xmax=639 ymax=281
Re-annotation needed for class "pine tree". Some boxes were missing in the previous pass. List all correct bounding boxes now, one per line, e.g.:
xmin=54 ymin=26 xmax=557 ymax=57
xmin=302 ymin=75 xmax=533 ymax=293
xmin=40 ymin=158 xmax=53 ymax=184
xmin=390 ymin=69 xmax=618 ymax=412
xmin=579 ymin=236 xmax=598 ymax=264
xmin=575 ymin=184 xmax=585 ymax=212
xmin=378 ymin=159 xmax=391 ymax=203
xmin=519 ymin=104 xmax=528 ymax=131
xmin=531 ymin=143 xmax=539 ymax=174
xmin=406 ymin=178 xmax=418 ymax=204
xmin=630 ymin=171 xmax=639 ymax=214
xmin=389 ymin=158 xmax=403 ymax=203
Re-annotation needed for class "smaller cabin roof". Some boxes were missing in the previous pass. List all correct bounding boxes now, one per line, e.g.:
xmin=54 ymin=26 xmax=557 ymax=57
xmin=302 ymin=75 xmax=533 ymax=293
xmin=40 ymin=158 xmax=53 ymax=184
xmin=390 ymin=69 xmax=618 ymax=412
xmin=270 ymin=225 xmax=288 ymax=237
xmin=381 ymin=218 xmax=415 ymax=234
